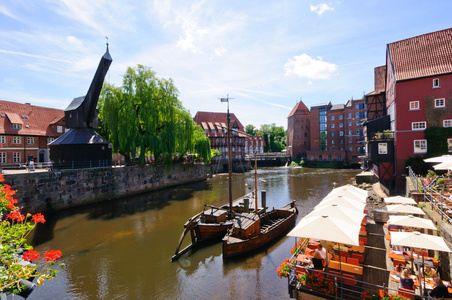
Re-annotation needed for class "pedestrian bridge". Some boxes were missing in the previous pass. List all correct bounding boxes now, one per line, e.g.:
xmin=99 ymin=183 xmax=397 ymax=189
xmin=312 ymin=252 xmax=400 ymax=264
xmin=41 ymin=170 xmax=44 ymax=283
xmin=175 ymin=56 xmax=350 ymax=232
xmin=245 ymin=153 xmax=290 ymax=167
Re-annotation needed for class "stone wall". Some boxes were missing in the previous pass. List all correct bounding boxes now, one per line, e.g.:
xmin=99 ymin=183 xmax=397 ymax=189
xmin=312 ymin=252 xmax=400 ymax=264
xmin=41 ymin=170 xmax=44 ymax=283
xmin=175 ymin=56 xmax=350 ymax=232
xmin=4 ymin=164 xmax=208 ymax=213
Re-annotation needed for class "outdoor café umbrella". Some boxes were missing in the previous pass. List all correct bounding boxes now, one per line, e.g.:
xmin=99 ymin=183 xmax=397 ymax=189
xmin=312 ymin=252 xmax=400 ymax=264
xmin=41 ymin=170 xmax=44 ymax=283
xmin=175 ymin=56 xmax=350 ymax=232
xmin=424 ymin=155 xmax=452 ymax=163
xmin=315 ymin=195 xmax=366 ymax=212
xmin=391 ymin=231 xmax=452 ymax=296
xmin=325 ymin=189 xmax=367 ymax=203
xmin=288 ymin=214 xmax=360 ymax=299
xmin=384 ymin=196 xmax=417 ymax=205
xmin=433 ymin=160 xmax=452 ymax=171
xmin=388 ymin=215 xmax=436 ymax=231
xmin=333 ymin=184 xmax=368 ymax=197
xmin=386 ymin=204 xmax=425 ymax=215
xmin=305 ymin=203 xmax=366 ymax=226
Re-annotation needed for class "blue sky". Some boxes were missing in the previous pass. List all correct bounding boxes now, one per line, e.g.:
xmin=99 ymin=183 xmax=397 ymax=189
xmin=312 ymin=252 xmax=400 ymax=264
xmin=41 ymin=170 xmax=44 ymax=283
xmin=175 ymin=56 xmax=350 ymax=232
xmin=1 ymin=1 xmax=451 ymax=129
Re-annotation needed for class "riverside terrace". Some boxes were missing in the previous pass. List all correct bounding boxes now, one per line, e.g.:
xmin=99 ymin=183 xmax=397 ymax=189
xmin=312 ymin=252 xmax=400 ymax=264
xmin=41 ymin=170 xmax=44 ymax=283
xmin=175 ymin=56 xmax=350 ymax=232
xmin=280 ymin=184 xmax=452 ymax=300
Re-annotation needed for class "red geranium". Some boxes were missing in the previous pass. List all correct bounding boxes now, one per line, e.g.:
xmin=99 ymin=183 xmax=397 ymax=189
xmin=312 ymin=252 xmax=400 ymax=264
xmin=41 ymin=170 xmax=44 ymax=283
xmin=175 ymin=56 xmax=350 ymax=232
xmin=23 ymin=250 xmax=40 ymax=262
xmin=44 ymin=250 xmax=62 ymax=262
xmin=32 ymin=213 xmax=46 ymax=224
xmin=6 ymin=210 xmax=25 ymax=222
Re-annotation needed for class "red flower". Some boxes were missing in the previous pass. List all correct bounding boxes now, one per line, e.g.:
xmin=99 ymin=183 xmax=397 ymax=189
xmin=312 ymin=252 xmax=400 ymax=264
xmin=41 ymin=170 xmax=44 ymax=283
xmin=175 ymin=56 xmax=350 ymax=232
xmin=23 ymin=250 xmax=40 ymax=262
xmin=6 ymin=203 xmax=15 ymax=210
xmin=32 ymin=213 xmax=46 ymax=224
xmin=44 ymin=249 xmax=62 ymax=262
xmin=6 ymin=210 xmax=25 ymax=222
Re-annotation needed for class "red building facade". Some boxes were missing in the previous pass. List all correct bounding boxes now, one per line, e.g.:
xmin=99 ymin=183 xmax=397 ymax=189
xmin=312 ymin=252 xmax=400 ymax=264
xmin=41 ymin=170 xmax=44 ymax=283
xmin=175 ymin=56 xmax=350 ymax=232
xmin=287 ymin=101 xmax=310 ymax=159
xmin=0 ymin=100 xmax=65 ymax=165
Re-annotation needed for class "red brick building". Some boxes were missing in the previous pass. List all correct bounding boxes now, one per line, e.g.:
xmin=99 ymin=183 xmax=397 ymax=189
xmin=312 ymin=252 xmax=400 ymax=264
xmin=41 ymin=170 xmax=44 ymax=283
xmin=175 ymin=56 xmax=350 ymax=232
xmin=366 ymin=27 xmax=452 ymax=190
xmin=0 ymin=100 xmax=65 ymax=165
xmin=287 ymin=100 xmax=310 ymax=159
xmin=289 ymin=99 xmax=366 ymax=166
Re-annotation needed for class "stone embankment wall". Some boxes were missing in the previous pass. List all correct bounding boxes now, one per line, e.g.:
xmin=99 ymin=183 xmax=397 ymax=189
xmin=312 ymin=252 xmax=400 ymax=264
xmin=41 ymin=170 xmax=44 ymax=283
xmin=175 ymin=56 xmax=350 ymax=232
xmin=4 ymin=164 xmax=208 ymax=213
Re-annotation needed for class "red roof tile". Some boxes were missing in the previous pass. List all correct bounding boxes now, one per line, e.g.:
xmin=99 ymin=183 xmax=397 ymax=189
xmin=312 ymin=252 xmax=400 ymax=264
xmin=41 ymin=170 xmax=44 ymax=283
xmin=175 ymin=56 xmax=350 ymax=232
xmin=388 ymin=28 xmax=452 ymax=81
xmin=288 ymin=101 xmax=310 ymax=118
xmin=193 ymin=111 xmax=244 ymax=131
xmin=0 ymin=100 xmax=64 ymax=136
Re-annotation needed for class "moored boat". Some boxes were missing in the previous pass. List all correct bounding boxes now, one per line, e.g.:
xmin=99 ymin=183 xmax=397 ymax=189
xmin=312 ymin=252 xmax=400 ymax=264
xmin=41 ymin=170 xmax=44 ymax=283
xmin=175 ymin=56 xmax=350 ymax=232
xmin=222 ymin=200 xmax=298 ymax=259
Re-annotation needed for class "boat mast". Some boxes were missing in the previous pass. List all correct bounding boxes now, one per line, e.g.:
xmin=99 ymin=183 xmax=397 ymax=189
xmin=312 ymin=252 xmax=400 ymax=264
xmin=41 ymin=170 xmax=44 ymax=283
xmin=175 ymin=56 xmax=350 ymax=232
xmin=255 ymin=153 xmax=258 ymax=214
xmin=221 ymin=95 xmax=234 ymax=220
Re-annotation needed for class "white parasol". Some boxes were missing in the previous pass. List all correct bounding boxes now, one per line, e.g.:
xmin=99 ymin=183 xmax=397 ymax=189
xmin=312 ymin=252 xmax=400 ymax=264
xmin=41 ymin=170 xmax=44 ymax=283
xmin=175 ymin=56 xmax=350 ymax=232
xmin=386 ymin=204 xmax=425 ymax=215
xmin=333 ymin=184 xmax=368 ymax=197
xmin=424 ymin=155 xmax=452 ymax=163
xmin=315 ymin=195 xmax=366 ymax=212
xmin=433 ymin=160 xmax=452 ymax=171
xmin=384 ymin=196 xmax=417 ymax=205
xmin=388 ymin=215 xmax=436 ymax=230
xmin=305 ymin=203 xmax=366 ymax=226
xmin=325 ymin=189 xmax=367 ymax=203
xmin=390 ymin=231 xmax=451 ymax=252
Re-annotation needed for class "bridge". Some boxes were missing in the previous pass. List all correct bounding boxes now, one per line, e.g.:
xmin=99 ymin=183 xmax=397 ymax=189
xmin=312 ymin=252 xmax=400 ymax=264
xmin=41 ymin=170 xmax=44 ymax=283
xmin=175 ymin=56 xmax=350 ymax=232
xmin=245 ymin=152 xmax=291 ymax=167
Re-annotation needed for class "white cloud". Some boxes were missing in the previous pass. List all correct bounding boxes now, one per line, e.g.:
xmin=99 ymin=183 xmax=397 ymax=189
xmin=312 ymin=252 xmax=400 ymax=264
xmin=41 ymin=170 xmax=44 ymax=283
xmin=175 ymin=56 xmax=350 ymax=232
xmin=0 ymin=49 xmax=71 ymax=63
xmin=284 ymin=54 xmax=337 ymax=80
xmin=310 ymin=3 xmax=334 ymax=15
xmin=0 ymin=5 xmax=16 ymax=19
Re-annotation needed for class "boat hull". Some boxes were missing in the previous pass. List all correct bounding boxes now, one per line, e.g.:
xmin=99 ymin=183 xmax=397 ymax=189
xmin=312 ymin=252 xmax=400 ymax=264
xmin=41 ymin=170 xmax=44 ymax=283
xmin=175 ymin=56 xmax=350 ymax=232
xmin=222 ymin=205 xmax=298 ymax=259
xmin=195 ymin=221 xmax=234 ymax=241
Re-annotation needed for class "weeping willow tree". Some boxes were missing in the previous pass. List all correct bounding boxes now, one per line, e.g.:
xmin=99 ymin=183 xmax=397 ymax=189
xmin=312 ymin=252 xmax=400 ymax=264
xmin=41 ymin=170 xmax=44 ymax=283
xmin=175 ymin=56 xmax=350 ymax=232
xmin=98 ymin=65 xmax=211 ymax=166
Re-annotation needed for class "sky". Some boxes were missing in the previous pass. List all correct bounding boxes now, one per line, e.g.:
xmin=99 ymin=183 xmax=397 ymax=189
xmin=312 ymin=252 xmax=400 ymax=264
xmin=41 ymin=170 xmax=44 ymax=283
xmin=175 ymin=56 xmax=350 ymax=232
xmin=1 ymin=1 xmax=452 ymax=129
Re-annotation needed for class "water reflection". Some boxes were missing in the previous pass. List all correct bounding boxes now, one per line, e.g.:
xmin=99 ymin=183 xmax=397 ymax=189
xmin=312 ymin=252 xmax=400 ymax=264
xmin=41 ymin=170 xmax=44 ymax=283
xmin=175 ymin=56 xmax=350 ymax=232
xmin=27 ymin=167 xmax=359 ymax=300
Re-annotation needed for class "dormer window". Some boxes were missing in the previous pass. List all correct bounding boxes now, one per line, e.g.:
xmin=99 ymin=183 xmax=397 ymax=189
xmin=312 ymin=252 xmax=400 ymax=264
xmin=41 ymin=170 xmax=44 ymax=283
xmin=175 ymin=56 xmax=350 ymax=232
xmin=433 ymin=78 xmax=440 ymax=88
xmin=11 ymin=123 xmax=22 ymax=130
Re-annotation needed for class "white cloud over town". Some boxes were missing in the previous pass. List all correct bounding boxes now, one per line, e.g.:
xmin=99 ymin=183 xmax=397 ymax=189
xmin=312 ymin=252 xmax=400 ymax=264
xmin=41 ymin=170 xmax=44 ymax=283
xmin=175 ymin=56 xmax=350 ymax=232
xmin=284 ymin=54 xmax=338 ymax=80
xmin=310 ymin=3 xmax=334 ymax=15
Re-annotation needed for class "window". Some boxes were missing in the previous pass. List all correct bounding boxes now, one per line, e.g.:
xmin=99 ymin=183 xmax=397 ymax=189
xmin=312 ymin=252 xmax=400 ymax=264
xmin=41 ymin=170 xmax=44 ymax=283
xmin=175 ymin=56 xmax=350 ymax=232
xmin=13 ymin=152 xmax=20 ymax=163
xmin=409 ymin=101 xmax=419 ymax=110
xmin=339 ymin=123 xmax=343 ymax=128
xmin=355 ymin=104 xmax=360 ymax=109
xmin=349 ymin=147 xmax=352 ymax=152
xmin=0 ymin=136 xmax=5 ymax=144
xmin=433 ymin=78 xmax=439 ymax=88
xmin=364 ymin=111 xmax=367 ymax=118
xmin=48 ymin=137 xmax=55 ymax=144
xmin=348 ymin=122 xmax=352 ymax=127
xmin=448 ymin=138 xmax=452 ymax=152
xmin=348 ymin=113 xmax=352 ymax=118
xmin=444 ymin=120 xmax=452 ymax=127
xmin=27 ymin=137 xmax=34 ymax=144
xmin=378 ymin=143 xmax=387 ymax=154
xmin=414 ymin=140 xmax=427 ymax=153
xmin=340 ymin=139 xmax=344 ymax=144
xmin=328 ymin=155 xmax=332 ymax=161
xmin=11 ymin=123 xmax=22 ymax=130
xmin=331 ymin=116 xmax=335 ymax=121
xmin=0 ymin=153 xmax=5 ymax=163
xmin=348 ymin=130 xmax=352 ymax=135
xmin=339 ymin=115 xmax=343 ymax=120
xmin=348 ymin=139 xmax=352 ymax=144
xmin=57 ymin=125 xmax=63 ymax=133
xmin=356 ymin=112 xmax=361 ymax=118
xmin=356 ymin=121 xmax=361 ymax=126
xmin=338 ymin=154 xmax=342 ymax=160
xmin=339 ymin=131 xmax=344 ymax=136
xmin=412 ymin=122 xmax=426 ymax=130
xmin=435 ymin=98 xmax=445 ymax=108
xmin=331 ymin=132 xmax=335 ymax=137
xmin=13 ymin=137 xmax=21 ymax=144
xmin=356 ymin=130 xmax=360 ymax=135
xmin=331 ymin=140 xmax=335 ymax=144
xmin=331 ymin=124 xmax=335 ymax=128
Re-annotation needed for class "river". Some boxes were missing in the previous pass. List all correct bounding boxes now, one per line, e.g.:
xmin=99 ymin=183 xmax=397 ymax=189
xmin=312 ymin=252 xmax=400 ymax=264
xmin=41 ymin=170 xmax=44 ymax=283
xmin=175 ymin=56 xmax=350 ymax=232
xmin=27 ymin=167 xmax=360 ymax=300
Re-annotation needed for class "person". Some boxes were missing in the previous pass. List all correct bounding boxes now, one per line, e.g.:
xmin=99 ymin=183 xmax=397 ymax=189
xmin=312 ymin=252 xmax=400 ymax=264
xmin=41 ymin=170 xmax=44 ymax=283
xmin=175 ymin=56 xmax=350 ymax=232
xmin=399 ymin=268 xmax=415 ymax=291
xmin=312 ymin=244 xmax=327 ymax=269
xmin=429 ymin=277 xmax=450 ymax=298
xmin=28 ymin=160 xmax=35 ymax=172
xmin=48 ymin=160 xmax=53 ymax=172
xmin=421 ymin=266 xmax=438 ymax=280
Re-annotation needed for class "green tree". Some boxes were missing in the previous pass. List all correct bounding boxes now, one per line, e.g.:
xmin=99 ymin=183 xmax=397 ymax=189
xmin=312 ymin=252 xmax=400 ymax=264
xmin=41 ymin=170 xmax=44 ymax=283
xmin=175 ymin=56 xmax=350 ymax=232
xmin=256 ymin=123 xmax=286 ymax=152
xmin=245 ymin=124 xmax=257 ymax=136
xmin=98 ymin=65 xmax=211 ymax=166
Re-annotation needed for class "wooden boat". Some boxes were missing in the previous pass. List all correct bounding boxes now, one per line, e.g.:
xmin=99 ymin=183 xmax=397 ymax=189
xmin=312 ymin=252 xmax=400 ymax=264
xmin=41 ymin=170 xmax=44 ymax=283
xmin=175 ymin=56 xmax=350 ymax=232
xmin=222 ymin=201 xmax=298 ymax=259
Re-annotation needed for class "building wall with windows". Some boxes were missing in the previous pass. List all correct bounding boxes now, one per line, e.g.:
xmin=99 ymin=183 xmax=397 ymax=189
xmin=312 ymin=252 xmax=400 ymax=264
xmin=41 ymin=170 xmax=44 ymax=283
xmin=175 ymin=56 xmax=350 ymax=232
xmin=287 ymin=100 xmax=310 ymax=159
xmin=0 ymin=100 xmax=65 ymax=165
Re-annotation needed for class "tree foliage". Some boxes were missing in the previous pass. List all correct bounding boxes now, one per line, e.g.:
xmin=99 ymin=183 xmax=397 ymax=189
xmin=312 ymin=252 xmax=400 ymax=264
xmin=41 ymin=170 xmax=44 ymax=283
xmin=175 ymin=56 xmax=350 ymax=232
xmin=253 ymin=123 xmax=286 ymax=152
xmin=98 ymin=65 xmax=211 ymax=166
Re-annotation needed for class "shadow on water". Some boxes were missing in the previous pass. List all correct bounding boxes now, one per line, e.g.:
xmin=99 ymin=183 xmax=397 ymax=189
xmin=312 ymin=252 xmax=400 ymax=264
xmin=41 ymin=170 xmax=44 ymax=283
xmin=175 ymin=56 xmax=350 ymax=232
xmin=31 ymin=180 xmax=211 ymax=246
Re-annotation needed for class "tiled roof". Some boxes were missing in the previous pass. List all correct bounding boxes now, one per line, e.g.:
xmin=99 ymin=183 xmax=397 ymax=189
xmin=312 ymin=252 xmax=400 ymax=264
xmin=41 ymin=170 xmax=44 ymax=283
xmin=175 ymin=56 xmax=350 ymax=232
xmin=288 ymin=101 xmax=310 ymax=118
xmin=0 ymin=100 xmax=64 ymax=136
xmin=330 ymin=104 xmax=345 ymax=110
xmin=388 ymin=27 xmax=452 ymax=81
xmin=194 ymin=111 xmax=244 ymax=131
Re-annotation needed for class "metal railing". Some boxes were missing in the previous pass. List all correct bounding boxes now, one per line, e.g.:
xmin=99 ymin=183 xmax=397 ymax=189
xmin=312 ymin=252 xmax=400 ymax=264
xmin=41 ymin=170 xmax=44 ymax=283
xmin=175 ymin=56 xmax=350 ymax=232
xmin=407 ymin=166 xmax=452 ymax=224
